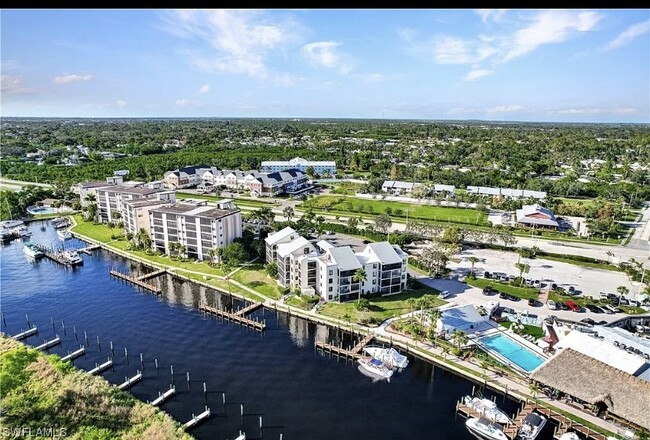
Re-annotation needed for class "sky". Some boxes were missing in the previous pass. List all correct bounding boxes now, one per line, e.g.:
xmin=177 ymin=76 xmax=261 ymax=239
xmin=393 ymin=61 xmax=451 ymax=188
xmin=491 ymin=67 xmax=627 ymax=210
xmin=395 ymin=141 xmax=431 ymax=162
xmin=1 ymin=9 xmax=649 ymax=123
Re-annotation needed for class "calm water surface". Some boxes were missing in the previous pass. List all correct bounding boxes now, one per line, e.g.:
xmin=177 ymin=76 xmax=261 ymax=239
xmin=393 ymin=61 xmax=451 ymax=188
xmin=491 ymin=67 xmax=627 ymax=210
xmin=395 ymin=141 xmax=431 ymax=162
xmin=1 ymin=221 xmax=555 ymax=440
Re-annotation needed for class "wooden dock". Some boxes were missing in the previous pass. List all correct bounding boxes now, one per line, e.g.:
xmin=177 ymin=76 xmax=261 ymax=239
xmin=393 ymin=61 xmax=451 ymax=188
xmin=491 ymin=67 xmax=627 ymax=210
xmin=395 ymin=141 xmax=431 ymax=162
xmin=137 ymin=268 xmax=167 ymax=281
xmin=35 ymin=244 xmax=73 ymax=266
xmin=78 ymin=244 xmax=101 ymax=255
xmin=110 ymin=269 xmax=161 ymax=294
xmin=198 ymin=302 xmax=266 ymax=331
xmin=315 ymin=334 xmax=374 ymax=360
xmin=456 ymin=399 xmax=608 ymax=440
xmin=234 ymin=302 xmax=263 ymax=316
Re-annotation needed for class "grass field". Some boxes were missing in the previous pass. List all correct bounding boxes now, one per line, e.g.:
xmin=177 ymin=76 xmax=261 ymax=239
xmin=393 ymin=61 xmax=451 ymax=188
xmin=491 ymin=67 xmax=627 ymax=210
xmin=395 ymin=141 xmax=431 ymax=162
xmin=499 ymin=321 xmax=544 ymax=338
xmin=302 ymin=195 xmax=488 ymax=226
xmin=175 ymin=192 xmax=275 ymax=207
xmin=231 ymin=264 xmax=283 ymax=300
xmin=466 ymin=277 xmax=539 ymax=300
xmin=318 ymin=283 xmax=443 ymax=324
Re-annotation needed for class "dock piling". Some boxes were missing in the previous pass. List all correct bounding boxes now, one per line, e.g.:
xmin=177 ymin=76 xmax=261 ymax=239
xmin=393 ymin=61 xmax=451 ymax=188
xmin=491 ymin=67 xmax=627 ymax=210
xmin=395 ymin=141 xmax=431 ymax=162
xmin=140 ymin=353 xmax=144 ymax=369
xmin=186 ymin=372 xmax=190 ymax=390
xmin=25 ymin=314 xmax=30 ymax=328
xmin=84 ymin=330 xmax=88 ymax=346
xmin=203 ymin=382 xmax=207 ymax=402
xmin=110 ymin=341 xmax=114 ymax=356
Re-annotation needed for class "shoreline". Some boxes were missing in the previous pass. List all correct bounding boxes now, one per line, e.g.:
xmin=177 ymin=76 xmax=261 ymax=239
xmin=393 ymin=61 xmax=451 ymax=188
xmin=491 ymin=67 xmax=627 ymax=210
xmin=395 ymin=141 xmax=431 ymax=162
xmin=63 ymin=216 xmax=624 ymax=438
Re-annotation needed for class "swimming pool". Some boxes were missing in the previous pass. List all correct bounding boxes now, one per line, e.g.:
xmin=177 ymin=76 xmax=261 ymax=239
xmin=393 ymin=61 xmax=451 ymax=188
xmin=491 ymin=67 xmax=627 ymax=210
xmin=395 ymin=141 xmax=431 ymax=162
xmin=26 ymin=206 xmax=58 ymax=215
xmin=479 ymin=333 xmax=545 ymax=373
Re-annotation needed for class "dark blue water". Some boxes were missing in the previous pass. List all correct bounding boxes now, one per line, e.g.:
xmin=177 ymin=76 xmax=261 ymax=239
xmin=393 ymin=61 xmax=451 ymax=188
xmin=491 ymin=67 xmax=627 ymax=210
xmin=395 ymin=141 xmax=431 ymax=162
xmin=1 ymin=221 xmax=536 ymax=440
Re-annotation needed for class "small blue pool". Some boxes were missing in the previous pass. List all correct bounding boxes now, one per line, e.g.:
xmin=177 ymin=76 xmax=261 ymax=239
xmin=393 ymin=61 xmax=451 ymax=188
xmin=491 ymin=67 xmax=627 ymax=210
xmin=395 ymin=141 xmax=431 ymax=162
xmin=479 ymin=333 xmax=545 ymax=373
xmin=27 ymin=206 xmax=58 ymax=215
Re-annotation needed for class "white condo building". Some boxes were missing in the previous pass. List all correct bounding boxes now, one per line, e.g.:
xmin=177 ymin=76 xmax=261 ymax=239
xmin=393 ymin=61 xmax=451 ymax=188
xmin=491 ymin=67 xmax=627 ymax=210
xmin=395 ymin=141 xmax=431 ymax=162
xmin=265 ymin=227 xmax=408 ymax=302
xmin=95 ymin=185 xmax=175 ymax=223
xmin=260 ymin=157 xmax=336 ymax=176
xmin=149 ymin=200 xmax=242 ymax=261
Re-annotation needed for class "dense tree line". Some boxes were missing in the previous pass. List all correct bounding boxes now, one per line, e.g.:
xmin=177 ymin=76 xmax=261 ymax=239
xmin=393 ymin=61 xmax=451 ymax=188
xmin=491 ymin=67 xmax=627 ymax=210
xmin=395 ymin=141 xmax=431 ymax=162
xmin=1 ymin=118 xmax=648 ymax=204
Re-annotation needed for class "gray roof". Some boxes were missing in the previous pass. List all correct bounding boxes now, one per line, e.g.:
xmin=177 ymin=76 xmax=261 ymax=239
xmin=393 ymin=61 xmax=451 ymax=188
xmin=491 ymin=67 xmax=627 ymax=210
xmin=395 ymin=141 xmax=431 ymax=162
xmin=276 ymin=236 xmax=312 ymax=258
xmin=329 ymin=246 xmax=362 ymax=271
xmin=96 ymin=185 xmax=162 ymax=196
xmin=265 ymin=226 xmax=297 ymax=245
xmin=366 ymin=242 xmax=404 ymax=265
xmin=77 ymin=181 xmax=111 ymax=189
xmin=150 ymin=203 xmax=237 ymax=220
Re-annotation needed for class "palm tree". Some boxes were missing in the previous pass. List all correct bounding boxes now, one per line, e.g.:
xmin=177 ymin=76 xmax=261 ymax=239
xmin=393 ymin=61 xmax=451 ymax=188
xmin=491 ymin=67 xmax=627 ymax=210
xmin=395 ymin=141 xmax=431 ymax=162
xmin=606 ymin=251 xmax=615 ymax=264
xmin=207 ymin=247 xmax=220 ymax=264
xmin=617 ymin=285 xmax=629 ymax=300
xmin=531 ymin=246 xmax=541 ymax=258
xmin=529 ymin=381 xmax=541 ymax=403
xmin=406 ymin=298 xmax=417 ymax=323
xmin=353 ymin=268 xmax=368 ymax=302
xmin=427 ymin=307 xmax=441 ymax=347
xmin=515 ymin=262 xmax=530 ymax=286
xmin=283 ymin=206 xmax=294 ymax=222
xmin=441 ymin=344 xmax=451 ymax=360
xmin=468 ymin=256 xmax=479 ymax=276
xmin=451 ymin=329 xmax=468 ymax=352
xmin=342 ymin=312 xmax=352 ymax=327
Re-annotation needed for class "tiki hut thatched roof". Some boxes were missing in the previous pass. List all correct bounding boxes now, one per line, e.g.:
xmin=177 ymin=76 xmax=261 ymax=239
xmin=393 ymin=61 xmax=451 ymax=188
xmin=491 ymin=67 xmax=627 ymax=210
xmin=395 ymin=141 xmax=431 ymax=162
xmin=531 ymin=349 xmax=650 ymax=430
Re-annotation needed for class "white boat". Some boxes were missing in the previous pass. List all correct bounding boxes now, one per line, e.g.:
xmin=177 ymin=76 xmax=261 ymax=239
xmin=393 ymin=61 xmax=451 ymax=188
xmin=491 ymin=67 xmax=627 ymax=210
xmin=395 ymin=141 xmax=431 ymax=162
xmin=233 ymin=432 xmax=246 ymax=440
xmin=23 ymin=242 xmax=44 ymax=258
xmin=559 ymin=433 xmax=580 ymax=440
xmin=465 ymin=416 xmax=509 ymax=440
xmin=363 ymin=346 xmax=409 ymax=369
xmin=61 ymin=250 xmax=83 ymax=265
xmin=517 ymin=412 xmax=547 ymax=440
xmin=57 ymin=229 xmax=72 ymax=240
xmin=464 ymin=396 xmax=512 ymax=425
xmin=0 ymin=220 xmax=24 ymax=229
xmin=357 ymin=357 xmax=394 ymax=380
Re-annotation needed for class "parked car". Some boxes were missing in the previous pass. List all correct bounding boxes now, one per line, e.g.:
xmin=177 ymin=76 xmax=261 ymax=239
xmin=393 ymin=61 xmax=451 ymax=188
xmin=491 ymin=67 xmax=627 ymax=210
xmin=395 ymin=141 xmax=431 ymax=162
xmin=619 ymin=296 xmax=629 ymax=306
xmin=556 ymin=301 xmax=569 ymax=311
xmin=597 ymin=320 xmax=608 ymax=326
xmin=629 ymin=299 xmax=641 ymax=307
xmin=528 ymin=298 xmax=540 ymax=307
xmin=580 ymin=318 xmax=596 ymax=325
xmin=585 ymin=304 xmax=603 ymax=313
xmin=483 ymin=271 xmax=491 ymax=279
xmin=533 ymin=280 xmax=541 ymax=287
xmin=568 ymin=286 xmax=576 ymax=295
xmin=599 ymin=292 xmax=609 ymax=300
xmin=499 ymin=292 xmax=508 ymax=300
xmin=607 ymin=292 xmax=617 ymax=300
xmin=546 ymin=300 xmax=557 ymax=310
xmin=603 ymin=304 xmax=618 ymax=314
xmin=551 ymin=283 xmax=558 ymax=291
xmin=482 ymin=286 xmax=493 ymax=295
xmin=439 ymin=290 xmax=451 ymax=299
xmin=565 ymin=300 xmax=581 ymax=312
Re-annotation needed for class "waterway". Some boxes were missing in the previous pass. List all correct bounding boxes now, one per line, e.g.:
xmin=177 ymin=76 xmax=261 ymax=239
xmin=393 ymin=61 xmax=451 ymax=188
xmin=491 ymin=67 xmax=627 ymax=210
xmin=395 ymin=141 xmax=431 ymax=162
xmin=0 ymin=221 xmax=554 ymax=440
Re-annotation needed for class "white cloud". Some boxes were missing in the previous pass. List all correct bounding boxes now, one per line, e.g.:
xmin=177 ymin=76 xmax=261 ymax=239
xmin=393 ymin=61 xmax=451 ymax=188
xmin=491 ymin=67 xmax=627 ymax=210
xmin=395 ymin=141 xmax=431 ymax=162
xmin=476 ymin=9 xmax=508 ymax=24
xmin=302 ymin=41 xmax=352 ymax=74
xmin=552 ymin=107 xmax=638 ymax=115
xmin=487 ymin=105 xmax=525 ymax=114
xmin=502 ymin=10 xmax=602 ymax=62
xmin=1 ymin=75 xmax=39 ymax=95
xmin=116 ymin=100 xmax=127 ymax=107
xmin=160 ymin=10 xmax=298 ymax=78
xmin=197 ymin=84 xmax=211 ymax=94
xmin=602 ymin=19 xmax=650 ymax=51
xmin=463 ymin=69 xmax=494 ymax=81
xmin=53 ymin=73 xmax=93 ymax=84
xmin=175 ymin=98 xmax=194 ymax=107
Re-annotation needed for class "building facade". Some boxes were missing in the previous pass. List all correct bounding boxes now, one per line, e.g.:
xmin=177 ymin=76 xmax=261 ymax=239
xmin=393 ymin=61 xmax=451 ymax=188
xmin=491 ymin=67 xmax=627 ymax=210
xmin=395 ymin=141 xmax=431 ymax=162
xmin=163 ymin=165 xmax=213 ymax=189
xmin=149 ymin=200 xmax=242 ymax=261
xmin=264 ymin=227 xmax=408 ymax=302
xmin=95 ymin=186 xmax=175 ymax=223
xmin=261 ymin=157 xmax=336 ymax=176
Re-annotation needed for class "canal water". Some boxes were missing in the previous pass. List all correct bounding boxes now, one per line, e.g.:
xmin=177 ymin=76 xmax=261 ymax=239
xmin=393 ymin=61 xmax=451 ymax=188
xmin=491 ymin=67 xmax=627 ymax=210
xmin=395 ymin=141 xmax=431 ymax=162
xmin=1 ymin=221 xmax=552 ymax=440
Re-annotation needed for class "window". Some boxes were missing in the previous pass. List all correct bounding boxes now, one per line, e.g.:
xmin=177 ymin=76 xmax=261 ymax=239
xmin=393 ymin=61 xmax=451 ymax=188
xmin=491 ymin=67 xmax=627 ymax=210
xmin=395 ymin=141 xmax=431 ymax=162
xmin=329 ymin=269 xmax=333 ymax=275
xmin=304 ymin=247 xmax=310 ymax=254
xmin=328 ymin=295 xmax=333 ymax=300
xmin=329 ymin=278 xmax=333 ymax=284
xmin=328 ymin=286 xmax=333 ymax=292
xmin=372 ymin=279 xmax=376 ymax=284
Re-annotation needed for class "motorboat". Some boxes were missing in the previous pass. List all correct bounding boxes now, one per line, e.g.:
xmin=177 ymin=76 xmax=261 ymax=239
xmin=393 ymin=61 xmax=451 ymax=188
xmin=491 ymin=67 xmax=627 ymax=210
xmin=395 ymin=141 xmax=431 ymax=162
xmin=23 ymin=241 xmax=44 ymax=258
xmin=363 ymin=346 xmax=409 ymax=369
xmin=465 ymin=416 xmax=509 ymax=440
xmin=559 ymin=433 xmax=580 ymax=440
xmin=0 ymin=220 xmax=24 ymax=229
xmin=57 ymin=229 xmax=72 ymax=240
xmin=463 ymin=396 xmax=512 ymax=425
xmin=233 ymin=432 xmax=246 ymax=440
xmin=61 ymin=250 xmax=83 ymax=265
xmin=517 ymin=411 xmax=547 ymax=439
xmin=357 ymin=357 xmax=394 ymax=380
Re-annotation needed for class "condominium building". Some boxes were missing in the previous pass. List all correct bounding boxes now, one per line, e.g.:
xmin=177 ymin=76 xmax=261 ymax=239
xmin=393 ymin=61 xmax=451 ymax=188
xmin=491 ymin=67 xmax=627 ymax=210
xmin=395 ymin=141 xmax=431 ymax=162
xmin=122 ymin=198 xmax=172 ymax=236
xmin=149 ymin=200 xmax=242 ymax=261
xmin=163 ymin=165 xmax=214 ymax=189
xmin=201 ymin=168 xmax=308 ymax=197
xmin=261 ymin=157 xmax=336 ymax=175
xmin=264 ymin=227 xmax=408 ymax=302
xmin=95 ymin=185 xmax=175 ymax=223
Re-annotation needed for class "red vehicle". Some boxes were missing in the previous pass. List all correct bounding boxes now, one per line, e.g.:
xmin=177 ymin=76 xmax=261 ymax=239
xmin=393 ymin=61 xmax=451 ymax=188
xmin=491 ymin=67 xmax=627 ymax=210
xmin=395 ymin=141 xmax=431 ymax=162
xmin=565 ymin=300 xmax=581 ymax=312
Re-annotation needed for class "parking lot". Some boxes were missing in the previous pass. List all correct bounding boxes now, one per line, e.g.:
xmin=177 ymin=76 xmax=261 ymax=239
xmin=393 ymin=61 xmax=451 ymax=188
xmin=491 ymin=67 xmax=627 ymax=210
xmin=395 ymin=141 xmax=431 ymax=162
xmin=447 ymin=248 xmax=640 ymax=301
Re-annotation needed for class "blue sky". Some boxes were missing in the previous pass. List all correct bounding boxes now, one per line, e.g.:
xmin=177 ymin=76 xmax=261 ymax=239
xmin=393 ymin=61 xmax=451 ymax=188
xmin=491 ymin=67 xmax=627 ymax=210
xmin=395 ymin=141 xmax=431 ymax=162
xmin=2 ymin=9 xmax=649 ymax=122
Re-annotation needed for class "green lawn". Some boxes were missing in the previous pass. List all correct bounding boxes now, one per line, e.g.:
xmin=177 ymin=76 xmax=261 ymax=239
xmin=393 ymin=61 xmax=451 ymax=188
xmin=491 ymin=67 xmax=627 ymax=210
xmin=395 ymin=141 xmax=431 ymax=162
xmin=318 ymin=284 xmax=444 ymax=324
xmin=329 ymin=182 xmax=363 ymax=195
xmin=301 ymin=195 xmax=488 ymax=226
xmin=231 ymin=264 xmax=283 ymax=300
xmin=182 ymin=272 xmax=263 ymax=301
xmin=176 ymin=192 xmax=274 ymax=207
xmin=466 ymin=277 xmax=539 ymax=300
xmin=499 ymin=321 xmax=544 ymax=338
xmin=286 ymin=294 xmax=319 ymax=310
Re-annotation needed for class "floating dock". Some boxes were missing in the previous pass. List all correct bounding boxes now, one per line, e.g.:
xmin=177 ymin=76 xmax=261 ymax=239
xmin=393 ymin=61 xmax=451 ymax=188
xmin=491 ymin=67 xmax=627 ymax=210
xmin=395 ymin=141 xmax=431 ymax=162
xmin=198 ymin=302 xmax=266 ymax=331
xmin=34 ymin=244 xmax=74 ymax=266
xmin=315 ymin=334 xmax=374 ymax=360
xmin=12 ymin=327 xmax=38 ymax=341
xmin=35 ymin=336 xmax=61 ymax=351
xmin=88 ymin=358 xmax=113 ymax=375
xmin=78 ymin=244 xmax=101 ymax=255
xmin=184 ymin=406 xmax=211 ymax=430
xmin=110 ymin=269 xmax=161 ymax=294
xmin=150 ymin=385 xmax=176 ymax=407
xmin=61 ymin=346 xmax=86 ymax=362
xmin=118 ymin=371 xmax=143 ymax=390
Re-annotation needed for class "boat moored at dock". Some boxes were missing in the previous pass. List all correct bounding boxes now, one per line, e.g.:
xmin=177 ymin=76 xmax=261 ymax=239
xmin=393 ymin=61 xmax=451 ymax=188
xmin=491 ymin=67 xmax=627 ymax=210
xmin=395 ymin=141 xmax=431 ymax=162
xmin=357 ymin=357 xmax=394 ymax=380
xmin=57 ymin=229 xmax=72 ymax=240
xmin=23 ymin=241 xmax=44 ymax=258
xmin=466 ymin=416 xmax=509 ymax=440
xmin=463 ymin=395 xmax=512 ymax=425
xmin=363 ymin=346 xmax=409 ymax=369
xmin=517 ymin=411 xmax=547 ymax=440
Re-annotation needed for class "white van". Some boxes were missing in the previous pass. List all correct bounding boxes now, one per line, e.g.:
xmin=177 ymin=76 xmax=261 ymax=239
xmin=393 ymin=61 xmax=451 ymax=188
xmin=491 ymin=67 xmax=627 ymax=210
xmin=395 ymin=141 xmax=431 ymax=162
xmin=546 ymin=300 xmax=557 ymax=310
